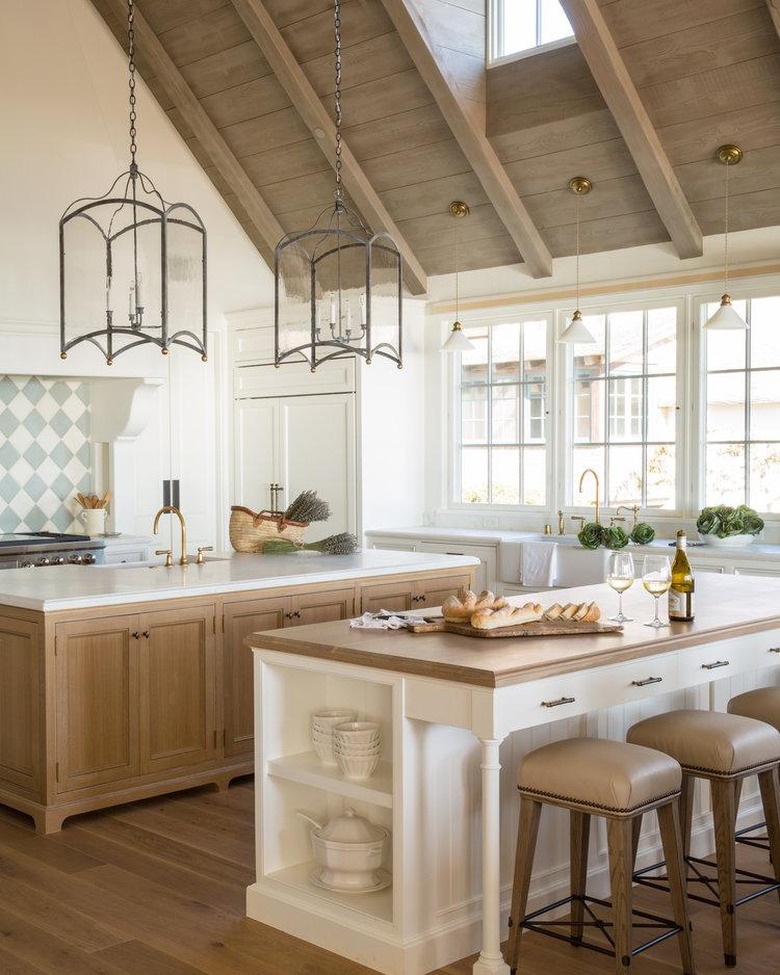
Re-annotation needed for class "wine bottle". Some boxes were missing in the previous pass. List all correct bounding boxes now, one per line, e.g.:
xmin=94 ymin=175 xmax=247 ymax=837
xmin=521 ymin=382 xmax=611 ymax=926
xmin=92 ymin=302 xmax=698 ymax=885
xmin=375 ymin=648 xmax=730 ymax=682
xmin=669 ymin=530 xmax=695 ymax=621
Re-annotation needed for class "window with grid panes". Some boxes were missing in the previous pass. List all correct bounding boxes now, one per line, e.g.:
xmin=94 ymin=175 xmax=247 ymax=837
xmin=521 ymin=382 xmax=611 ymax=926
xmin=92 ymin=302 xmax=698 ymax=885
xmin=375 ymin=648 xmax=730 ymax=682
xmin=492 ymin=0 xmax=573 ymax=59
xmin=703 ymin=295 xmax=780 ymax=513
xmin=570 ymin=306 xmax=678 ymax=511
xmin=458 ymin=320 xmax=548 ymax=506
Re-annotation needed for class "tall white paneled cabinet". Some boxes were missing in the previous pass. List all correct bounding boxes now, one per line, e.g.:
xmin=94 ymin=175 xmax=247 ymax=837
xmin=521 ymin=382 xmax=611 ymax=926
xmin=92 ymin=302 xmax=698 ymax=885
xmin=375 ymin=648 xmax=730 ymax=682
xmin=228 ymin=303 xmax=426 ymax=544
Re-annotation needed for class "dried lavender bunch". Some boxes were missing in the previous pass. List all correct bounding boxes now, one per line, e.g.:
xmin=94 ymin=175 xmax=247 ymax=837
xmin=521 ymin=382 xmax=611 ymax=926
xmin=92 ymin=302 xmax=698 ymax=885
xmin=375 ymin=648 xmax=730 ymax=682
xmin=262 ymin=532 xmax=359 ymax=556
xmin=284 ymin=490 xmax=331 ymax=523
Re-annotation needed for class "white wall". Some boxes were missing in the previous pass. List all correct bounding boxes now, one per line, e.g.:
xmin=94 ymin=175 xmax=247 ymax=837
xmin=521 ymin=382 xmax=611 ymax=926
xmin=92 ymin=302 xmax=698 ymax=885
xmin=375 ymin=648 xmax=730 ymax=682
xmin=0 ymin=0 xmax=273 ymax=548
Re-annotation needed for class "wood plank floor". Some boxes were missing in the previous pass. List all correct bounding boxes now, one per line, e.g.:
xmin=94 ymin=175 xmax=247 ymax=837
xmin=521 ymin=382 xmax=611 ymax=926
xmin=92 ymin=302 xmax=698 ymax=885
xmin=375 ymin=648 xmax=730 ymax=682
xmin=0 ymin=779 xmax=778 ymax=974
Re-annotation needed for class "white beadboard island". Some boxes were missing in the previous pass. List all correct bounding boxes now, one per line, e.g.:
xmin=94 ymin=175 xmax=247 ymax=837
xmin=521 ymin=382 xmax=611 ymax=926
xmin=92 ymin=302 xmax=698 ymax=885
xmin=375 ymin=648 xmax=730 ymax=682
xmin=246 ymin=574 xmax=780 ymax=975
xmin=0 ymin=550 xmax=477 ymax=832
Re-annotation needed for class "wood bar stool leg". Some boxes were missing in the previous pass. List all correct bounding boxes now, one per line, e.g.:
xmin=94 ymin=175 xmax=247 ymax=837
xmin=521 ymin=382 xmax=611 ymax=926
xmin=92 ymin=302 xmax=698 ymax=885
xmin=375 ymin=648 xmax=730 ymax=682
xmin=657 ymin=800 xmax=696 ymax=975
xmin=680 ymin=774 xmax=695 ymax=860
xmin=570 ymin=810 xmax=591 ymax=945
xmin=631 ymin=814 xmax=642 ymax=870
xmin=506 ymin=797 xmax=542 ymax=973
xmin=607 ymin=817 xmax=634 ymax=975
xmin=757 ymin=768 xmax=780 ymax=903
xmin=710 ymin=778 xmax=738 ymax=966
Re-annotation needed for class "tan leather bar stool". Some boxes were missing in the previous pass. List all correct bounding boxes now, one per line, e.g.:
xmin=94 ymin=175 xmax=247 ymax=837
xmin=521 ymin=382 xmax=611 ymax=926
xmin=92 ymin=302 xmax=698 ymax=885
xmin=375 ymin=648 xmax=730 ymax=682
xmin=506 ymin=738 xmax=695 ymax=975
xmin=627 ymin=710 xmax=780 ymax=967
xmin=728 ymin=686 xmax=780 ymax=851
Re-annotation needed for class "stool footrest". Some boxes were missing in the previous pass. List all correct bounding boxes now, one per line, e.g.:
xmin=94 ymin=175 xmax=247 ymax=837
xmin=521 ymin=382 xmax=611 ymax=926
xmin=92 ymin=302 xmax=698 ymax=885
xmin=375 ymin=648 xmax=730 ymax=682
xmin=735 ymin=820 xmax=771 ymax=853
xmin=634 ymin=856 xmax=780 ymax=910
xmin=517 ymin=893 xmax=683 ymax=961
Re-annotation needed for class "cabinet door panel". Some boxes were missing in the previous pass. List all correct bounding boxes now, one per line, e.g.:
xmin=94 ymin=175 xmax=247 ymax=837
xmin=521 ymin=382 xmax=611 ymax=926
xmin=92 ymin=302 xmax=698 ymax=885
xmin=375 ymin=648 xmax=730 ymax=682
xmin=289 ymin=587 xmax=355 ymax=627
xmin=360 ymin=580 xmax=414 ymax=615
xmin=414 ymin=573 xmax=472 ymax=610
xmin=140 ymin=607 xmax=216 ymax=773
xmin=0 ymin=618 xmax=40 ymax=793
xmin=234 ymin=399 xmax=279 ymax=510
xmin=223 ymin=598 xmax=286 ymax=758
xmin=56 ymin=620 xmax=138 ymax=792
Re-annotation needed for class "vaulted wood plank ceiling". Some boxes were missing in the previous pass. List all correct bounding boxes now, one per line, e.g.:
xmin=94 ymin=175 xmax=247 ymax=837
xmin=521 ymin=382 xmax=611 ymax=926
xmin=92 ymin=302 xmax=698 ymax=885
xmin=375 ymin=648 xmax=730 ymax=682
xmin=89 ymin=0 xmax=780 ymax=288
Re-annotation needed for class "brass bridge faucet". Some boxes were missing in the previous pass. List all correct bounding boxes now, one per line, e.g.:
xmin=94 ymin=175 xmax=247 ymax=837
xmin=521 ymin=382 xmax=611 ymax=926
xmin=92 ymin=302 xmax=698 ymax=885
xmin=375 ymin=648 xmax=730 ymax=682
xmin=153 ymin=504 xmax=188 ymax=566
xmin=578 ymin=468 xmax=601 ymax=525
xmin=616 ymin=504 xmax=640 ymax=529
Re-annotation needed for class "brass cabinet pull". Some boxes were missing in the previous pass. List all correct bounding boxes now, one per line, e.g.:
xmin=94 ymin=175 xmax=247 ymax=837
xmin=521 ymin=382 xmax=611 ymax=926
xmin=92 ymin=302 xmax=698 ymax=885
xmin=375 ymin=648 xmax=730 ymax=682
xmin=541 ymin=696 xmax=575 ymax=708
xmin=412 ymin=594 xmax=425 ymax=603
xmin=701 ymin=660 xmax=730 ymax=670
xmin=632 ymin=676 xmax=663 ymax=687
xmin=142 ymin=631 xmax=150 ymax=639
xmin=131 ymin=631 xmax=140 ymax=639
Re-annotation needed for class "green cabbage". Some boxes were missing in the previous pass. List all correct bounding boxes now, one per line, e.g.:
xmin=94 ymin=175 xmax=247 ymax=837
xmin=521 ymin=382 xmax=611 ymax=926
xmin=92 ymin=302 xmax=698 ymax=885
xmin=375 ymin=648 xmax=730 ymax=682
xmin=577 ymin=522 xmax=604 ymax=549
xmin=630 ymin=522 xmax=655 ymax=545
xmin=696 ymin=504 xmax=764 ymax=538
xmin=602 ymin=526 xmax=629 ymax=549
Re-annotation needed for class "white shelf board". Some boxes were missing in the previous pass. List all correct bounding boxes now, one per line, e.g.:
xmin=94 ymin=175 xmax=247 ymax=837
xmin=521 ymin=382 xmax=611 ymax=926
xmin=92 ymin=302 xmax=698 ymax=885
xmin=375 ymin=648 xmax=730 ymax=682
xmin=265 ymin=861 xmax=393 ymax=924
xmin=267 ymin=751 xmax=393 ymax=808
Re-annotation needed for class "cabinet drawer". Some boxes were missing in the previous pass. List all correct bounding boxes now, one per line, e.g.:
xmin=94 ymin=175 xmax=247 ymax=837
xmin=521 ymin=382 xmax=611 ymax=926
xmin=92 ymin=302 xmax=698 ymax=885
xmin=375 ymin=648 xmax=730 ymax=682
xmin=677 ymin=631 xmax=780 ymax=687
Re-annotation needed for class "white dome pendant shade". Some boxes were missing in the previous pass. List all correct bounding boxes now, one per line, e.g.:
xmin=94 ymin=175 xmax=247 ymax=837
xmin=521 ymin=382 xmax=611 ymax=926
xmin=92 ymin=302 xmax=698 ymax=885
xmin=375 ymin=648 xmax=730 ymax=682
xmin=441 ymin=201 xmax=475 ymax=353
xmin=704 ymin=145 xmax=747 ymax=331
xmin=557 ymin=176 xmax=597 ymax=345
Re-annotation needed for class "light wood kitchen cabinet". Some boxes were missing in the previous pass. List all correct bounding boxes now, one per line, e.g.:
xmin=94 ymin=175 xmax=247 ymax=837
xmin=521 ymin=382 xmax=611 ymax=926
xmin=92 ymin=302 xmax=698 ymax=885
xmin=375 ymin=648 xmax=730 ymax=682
xmin=55 ymin=604 xmax=217 ymax=791
xmin=222 ymin=585 xmax=356 ymax=759
xmin=139 ymin=605 xmax=217 ymax=774
xmin=0 ymin=616 xmax=41 ymax=795
xmin=359 ymin=572 xmax=472 ymax=614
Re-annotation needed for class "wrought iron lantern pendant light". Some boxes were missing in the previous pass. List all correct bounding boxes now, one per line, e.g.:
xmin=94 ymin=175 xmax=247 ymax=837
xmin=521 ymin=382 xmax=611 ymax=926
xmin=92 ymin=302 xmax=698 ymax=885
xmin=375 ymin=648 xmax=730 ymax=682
xmin=441 ymin=201 xmax=475 ymax=353
xmin=704 ymin=144 xmax=747 ymax=330
xmin=558 ymin=176 xmax=596 ymax=344
xmin=59 ymin=0 xmax=207 ymax=365
xmin=274 ymin=0 xmax=403 ymax=371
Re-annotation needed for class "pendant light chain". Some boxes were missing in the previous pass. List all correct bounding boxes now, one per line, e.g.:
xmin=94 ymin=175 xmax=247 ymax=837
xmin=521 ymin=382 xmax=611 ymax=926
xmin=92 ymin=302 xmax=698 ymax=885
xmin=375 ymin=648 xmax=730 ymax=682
xmin=127 ymin=0 xmax=138 ymax=173
xmin=454 ymin=229 xmax=460 ymax=323
xmin=723 ymin=154 xmax=730 ymax=295
xmin=333 ymin=0 xmax=343 ymax=202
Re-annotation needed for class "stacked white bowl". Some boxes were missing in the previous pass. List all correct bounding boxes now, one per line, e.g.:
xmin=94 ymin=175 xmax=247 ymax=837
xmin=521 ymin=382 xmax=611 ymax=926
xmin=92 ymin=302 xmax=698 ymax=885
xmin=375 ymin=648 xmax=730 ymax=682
xmin=333 ymin=721 xmax=382 ymax=780
xmin=311 ymin=708 xmax=358 ymax=766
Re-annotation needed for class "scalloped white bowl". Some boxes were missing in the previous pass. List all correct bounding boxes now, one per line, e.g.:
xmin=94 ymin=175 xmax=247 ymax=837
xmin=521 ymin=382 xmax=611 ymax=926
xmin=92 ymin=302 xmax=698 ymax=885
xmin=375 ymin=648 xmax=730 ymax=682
xmin=698 ymin=534 xmax=757 ymax=548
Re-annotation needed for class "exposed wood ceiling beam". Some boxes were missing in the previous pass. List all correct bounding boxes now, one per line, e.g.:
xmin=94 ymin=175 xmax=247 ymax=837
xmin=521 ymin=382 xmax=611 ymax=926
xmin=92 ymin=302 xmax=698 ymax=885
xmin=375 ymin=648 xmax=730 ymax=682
xmin=99 ymin=0 xmax=284 ymax=268
xmin=560 ymin=0 xmax=702 ymax=259
xmin=228 ymin=0 xmax=427 ymax=296
xmin=379 ymin=0 xmax=553 ymax=278
xmin=767 ymin=0 xmax=780 ymax=37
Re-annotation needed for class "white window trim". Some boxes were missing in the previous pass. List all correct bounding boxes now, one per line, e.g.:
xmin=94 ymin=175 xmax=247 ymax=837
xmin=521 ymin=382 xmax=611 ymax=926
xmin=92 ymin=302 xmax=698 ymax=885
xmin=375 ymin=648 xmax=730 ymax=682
xmin=487 ymin=0 xmax=576 ymax=68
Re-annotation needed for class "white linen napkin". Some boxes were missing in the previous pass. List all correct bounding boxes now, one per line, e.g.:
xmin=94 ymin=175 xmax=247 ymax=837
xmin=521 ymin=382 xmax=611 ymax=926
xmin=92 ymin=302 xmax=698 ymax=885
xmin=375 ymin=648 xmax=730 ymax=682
xmin=350 ymin=610 xmax=415 ymax=630
xmin=520 ymin=541 xmax=558 ymax=587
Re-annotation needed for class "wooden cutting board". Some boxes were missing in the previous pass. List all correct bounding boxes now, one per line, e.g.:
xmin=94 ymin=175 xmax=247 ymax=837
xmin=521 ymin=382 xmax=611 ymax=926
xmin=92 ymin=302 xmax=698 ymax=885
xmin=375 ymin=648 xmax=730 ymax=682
xmin=407 ymin=618 xmax=623 ymax=638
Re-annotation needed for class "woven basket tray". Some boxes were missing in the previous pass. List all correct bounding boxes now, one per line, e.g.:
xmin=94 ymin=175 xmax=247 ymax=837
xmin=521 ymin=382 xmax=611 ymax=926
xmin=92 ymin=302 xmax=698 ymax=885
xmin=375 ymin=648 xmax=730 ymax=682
xmin=229 ymin=506 xmax=308 ymax=553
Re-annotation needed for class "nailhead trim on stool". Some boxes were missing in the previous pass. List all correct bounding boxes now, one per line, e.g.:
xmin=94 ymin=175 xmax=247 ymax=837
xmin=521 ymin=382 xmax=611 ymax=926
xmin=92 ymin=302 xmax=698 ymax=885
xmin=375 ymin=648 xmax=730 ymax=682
xmin=506 ymin=738 xmax=694 ymax=975
xmin=627 ymin=709 xmax=780 ymax=967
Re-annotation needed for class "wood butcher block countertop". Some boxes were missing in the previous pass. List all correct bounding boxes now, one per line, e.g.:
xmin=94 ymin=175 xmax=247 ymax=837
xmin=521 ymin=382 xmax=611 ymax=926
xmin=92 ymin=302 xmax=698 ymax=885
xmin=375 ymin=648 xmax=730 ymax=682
xmin=247 ymin=574 xmax=780 ymax=688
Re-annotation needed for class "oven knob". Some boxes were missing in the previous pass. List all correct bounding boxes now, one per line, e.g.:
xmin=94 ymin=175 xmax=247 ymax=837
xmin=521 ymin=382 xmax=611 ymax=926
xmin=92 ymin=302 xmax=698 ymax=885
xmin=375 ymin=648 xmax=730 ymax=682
xmin=68 ymin=554 xmax=83 ymax=564
xmin=51 ymin=556 xmax=65 ymax=565
xmin=81 ymin=553 xmax=96 ymax=565
xmin=36 ymin=557 xmax=50 ymax=566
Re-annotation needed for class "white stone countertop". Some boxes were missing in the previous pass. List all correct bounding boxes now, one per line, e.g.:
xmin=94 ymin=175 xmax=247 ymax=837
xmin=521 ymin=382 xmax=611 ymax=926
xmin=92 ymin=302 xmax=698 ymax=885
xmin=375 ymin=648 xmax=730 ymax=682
xmin=364 ymin=526 xmax=780 ymax=561
xmin=0 ymin=549 xmax=479 ymax=613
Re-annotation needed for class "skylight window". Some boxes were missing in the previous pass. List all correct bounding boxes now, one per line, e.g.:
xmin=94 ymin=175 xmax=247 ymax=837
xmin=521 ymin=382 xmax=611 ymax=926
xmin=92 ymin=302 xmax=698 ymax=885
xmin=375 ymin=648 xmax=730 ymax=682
xmin=492 ymin=0 xmax=574 ymax=61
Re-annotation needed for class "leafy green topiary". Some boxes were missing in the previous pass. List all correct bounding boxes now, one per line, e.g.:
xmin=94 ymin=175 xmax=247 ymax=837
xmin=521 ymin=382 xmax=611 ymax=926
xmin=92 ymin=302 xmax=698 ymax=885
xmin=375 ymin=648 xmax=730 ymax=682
xmin=630 ymin=522 xmax=655 ymax=545
xmin=577 ymin=522 xmax=604 ymax=549
xmin=696 ymin=504 xmax=764 ymax=538
xmin=602 ymin=525 xmax=629 ymax=549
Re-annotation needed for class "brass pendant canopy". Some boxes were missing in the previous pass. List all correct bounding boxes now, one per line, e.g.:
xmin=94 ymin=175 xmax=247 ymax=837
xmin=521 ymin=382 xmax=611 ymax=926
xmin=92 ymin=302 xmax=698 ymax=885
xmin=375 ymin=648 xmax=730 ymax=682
xmin=441 ymin=201 xmax=475 ymax=353
xmin=558 ymin=177 xmax=597 ymax=344
xmin=704 ymin=144 xmax=747 ymax=331
xmin=274 ymin=0 xmax=403 ymax=371
xmin=59 ymin=0 xmax=207 ymax=365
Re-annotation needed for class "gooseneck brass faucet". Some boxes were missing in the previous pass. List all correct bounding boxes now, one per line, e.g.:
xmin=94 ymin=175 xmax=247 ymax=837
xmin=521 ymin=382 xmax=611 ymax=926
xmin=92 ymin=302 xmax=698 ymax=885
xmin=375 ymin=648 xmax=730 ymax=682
xmin=153 ymin=505 xmax=188 ymax=566
xmin=578 ymin=468 xmax=601 ymax=525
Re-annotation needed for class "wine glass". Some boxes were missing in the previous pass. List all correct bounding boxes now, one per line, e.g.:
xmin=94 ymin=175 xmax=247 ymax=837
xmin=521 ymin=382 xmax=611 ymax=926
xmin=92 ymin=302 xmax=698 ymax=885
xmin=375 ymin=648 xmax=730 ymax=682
xmin=605 ymin=552 xmax=634 ymax=622
xmin=642 ymin=555 xmax=671 ymax=628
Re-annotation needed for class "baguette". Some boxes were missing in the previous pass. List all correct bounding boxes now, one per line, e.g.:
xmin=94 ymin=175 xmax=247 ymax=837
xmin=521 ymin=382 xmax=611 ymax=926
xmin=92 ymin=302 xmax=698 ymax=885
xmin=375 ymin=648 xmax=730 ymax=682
xmin=442 ymin=590 xmax=478 ymax=621
xmin=544 ymin=602 xmax=564 ymax=621
xmin=470 ymin=603 xmax=544 ymax=630
xmin=560 ymin=602 xmax=581 ymax=621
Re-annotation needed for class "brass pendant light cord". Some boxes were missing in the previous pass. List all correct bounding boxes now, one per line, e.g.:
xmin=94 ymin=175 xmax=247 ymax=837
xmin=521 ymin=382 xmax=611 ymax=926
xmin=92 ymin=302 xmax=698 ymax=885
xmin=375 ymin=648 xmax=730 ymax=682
xmin=723 ymin=153 xmax=730 ymax=295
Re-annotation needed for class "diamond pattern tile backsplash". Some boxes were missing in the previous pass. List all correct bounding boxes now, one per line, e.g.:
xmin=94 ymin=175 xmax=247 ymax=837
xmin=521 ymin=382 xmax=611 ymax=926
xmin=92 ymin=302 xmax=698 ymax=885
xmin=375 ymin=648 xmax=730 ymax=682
xmin=0 ymin=376 xmax=91 ymax=534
